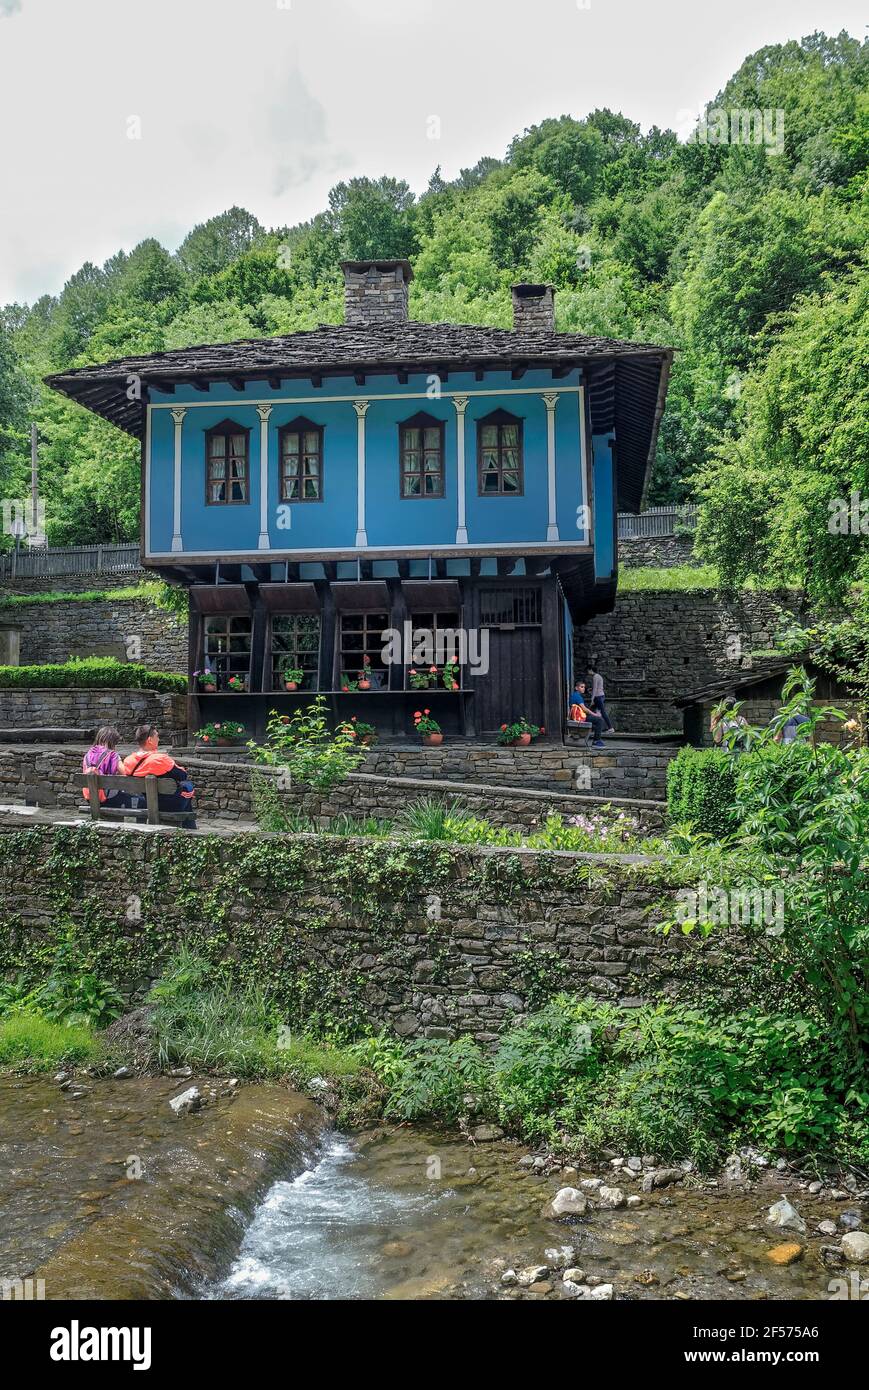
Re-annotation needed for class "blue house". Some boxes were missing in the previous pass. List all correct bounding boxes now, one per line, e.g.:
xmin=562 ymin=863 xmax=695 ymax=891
xmin=48 ymin=260 xmax=672 ymax=742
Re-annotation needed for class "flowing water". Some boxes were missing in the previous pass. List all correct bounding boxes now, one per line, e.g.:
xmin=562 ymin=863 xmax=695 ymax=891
xmin=0 ymin=1075 xmax=855 ymax=1301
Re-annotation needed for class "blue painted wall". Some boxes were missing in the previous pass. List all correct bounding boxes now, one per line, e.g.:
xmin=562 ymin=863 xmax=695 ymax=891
xmin=146 ymin=369 xmax=609 ymax=558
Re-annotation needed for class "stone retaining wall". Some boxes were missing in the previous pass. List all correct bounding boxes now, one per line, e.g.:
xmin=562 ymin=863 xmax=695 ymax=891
xmin=355 ymin=740 xmax=679 ymax=799
xmin=0 ymin=595 xmax=186 ymax=671
xmin=0 ymin=744 xmax=666 ymax=835
xmin=0 ymin=690 xmax=187 ymax=743
xmin=0 ymin=822 xmax=728 ymax=1041
xmin=618 ymin=535 xmax=698 ymax=569
xmin=574 ymin=590 xmax=808 ymax=733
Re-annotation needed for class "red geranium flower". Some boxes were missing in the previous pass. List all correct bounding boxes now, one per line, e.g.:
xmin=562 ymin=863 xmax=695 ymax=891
xmin=501 ymin=724 xmax=508 ymax=731
xmin=424 ymin=709 xmax=430 ymax=716
xmin=414 ymin=711 xmax=422 ymax=719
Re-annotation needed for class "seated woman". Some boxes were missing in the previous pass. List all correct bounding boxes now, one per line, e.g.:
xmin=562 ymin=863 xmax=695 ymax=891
xmin=568 ymin=682 xmax=606 ymax=748
xmin=82 ymin=726 xmax=129 ymax=811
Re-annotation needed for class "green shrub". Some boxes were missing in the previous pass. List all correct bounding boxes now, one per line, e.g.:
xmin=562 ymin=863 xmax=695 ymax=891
xmin=667 ymin=746 xmax=739 ymax=837
xmin=250 ymin=696 xmax=365 ymax=790
xmin=0 ymin=657 xmax=186 ymax=693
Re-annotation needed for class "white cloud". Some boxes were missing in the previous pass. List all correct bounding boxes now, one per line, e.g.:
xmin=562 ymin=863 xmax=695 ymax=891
xmin=0 ymin=0 xmax=865 ymax=304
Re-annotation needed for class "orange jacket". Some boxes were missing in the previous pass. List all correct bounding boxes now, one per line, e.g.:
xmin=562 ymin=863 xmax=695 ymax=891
xmin=122 ymin=750 xmax=178 ymax=777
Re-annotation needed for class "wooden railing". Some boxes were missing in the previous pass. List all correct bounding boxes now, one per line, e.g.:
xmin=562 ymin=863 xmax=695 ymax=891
xmin=0 ymin=542 xmax=142 ymax=581
xmin=617 ymin=505 xmax=697 ymax=539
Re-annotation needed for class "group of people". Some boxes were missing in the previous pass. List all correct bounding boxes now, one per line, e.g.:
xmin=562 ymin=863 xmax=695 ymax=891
xmin=82 ymin=725 xmax=196 ymax=828
xmin=568 ymin=664 xmax=614 ymax=748
xmin=711 ymin=699 xmax=812 ymax=752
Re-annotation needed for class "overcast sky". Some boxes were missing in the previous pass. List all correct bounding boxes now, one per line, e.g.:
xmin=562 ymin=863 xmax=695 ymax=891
xmin=0 ymin=0 xmax=864 ymax=306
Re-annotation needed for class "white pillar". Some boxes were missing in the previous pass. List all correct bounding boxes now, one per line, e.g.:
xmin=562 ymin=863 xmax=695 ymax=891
xmin=452 ymin=395 xmax=469 ymax=545
xmin=353 ymin=400 xmax=370 ymax=548
xmin=542 ymin=392 xmax=560 ymax=542
xmin=170 ymin=407 xmax=186 ymax=553
xmin=257 ymin=404 xmax=273 ymax=550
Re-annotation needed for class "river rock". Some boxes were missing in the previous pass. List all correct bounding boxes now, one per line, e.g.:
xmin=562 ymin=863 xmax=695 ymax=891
xmin=112 ymin=1066 xmax=132 ymax=1079
xmin=839 ymin=1210 xmax=862 ymax=1231
xmin=472 ymin=1125 xmax=504 ymax=1143
xmin=820 ymin=1244 xmax=845 ymax=1269
xmin=766 ymin=1243 xmax=803 ymax=1266
xmin=544 ymin=1246 xmax=576 ymax=1268
xmin=808 ymin=1181 xmax=823 ymax=1194
xmin=766 ymin=1197 xmax=806 ymax=1234
xmin=501 ymin=1269 xmax=518 ymax=1285
xmin=551 ymin=1187 xmax=588 ymax=1218
xmin=818 ymin=1220 xmax=838 ymax=1236
xmin=580 ymin=1177 xmax=602 ymax=1191
xmin=517 ymin=1265 xmax=550 ymax=1287
xmin=169 ymin=1086 xmax=202 ymax=1115
xmin=563 ymin=1267 xmax=586 ymax=1285
xmin=627 ymin=1195 xmax=642 ymax=1207
xmin=590 ymin=1283 xmax=614 ymax=1299
xmin=642 ymin=1167 xmax=683 ymax=1192
xmin=626 ymin=1156 xmax=643 ymax=1172
xmin=169 ymin=1066 xmax=193 ymax=1078
xmin=841 ymin=1232 xmax=869 ymax=1264
xmin=597 ymin=1185 xmax=626 ymax=1209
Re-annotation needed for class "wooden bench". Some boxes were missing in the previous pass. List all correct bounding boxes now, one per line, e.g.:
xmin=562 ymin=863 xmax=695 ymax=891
xmin=566 ymin=719 xmax=597 ymax=750
xmin=81 ymin=773 xmax=193 ymax=826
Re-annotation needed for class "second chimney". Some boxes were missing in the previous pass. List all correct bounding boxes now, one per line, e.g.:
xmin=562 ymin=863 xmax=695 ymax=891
xmin=341 ymin=259 xmax=413 ymax=327
xmin=511 ymin=283 xmax=556 ymax=332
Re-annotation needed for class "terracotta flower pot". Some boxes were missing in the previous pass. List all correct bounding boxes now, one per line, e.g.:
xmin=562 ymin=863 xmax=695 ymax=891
xmin=201 ymin=684 xmax=216 ymax=694
xmin=422 ymin=733 xmax=443 ymax=746
xmin=516 ymin=733 xmax=532 ymax=746
xmin=358 ymin=680 xmax=371 ymax=690
xmin=284 ymin=681 xmax=298 ymax=691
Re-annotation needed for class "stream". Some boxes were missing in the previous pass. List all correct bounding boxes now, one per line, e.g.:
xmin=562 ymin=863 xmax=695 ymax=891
xmin=0 ymin=1074 xmax=856 ymax=1301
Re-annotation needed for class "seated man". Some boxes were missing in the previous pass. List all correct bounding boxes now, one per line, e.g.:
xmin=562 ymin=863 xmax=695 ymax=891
xmin=568 ymin=682 xmax=606 ymax=748
xmin=123 ymin=724 xmax=196 ymax=828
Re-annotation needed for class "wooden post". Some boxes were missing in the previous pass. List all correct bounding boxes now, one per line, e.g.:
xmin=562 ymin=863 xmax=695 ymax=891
xmin=144 ymin=775 xmax=159 ymax=825
xmin=86 ymin=773 xmax=102 ymax=821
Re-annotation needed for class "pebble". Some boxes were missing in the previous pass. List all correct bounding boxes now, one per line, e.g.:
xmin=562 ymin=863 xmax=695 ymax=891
xmin=626 ymin=1156 xmax=643 ymax=1172
xmin=544 ymin=1246 xmax=576 ymax=1269
xmin=516 ymin=1265 xmax=550 ymax=1287
xmin=112 ymin=1066 xmax=132 ymax=1079
xmin=626 ymin=1195 xmax=642 ymax=1208
xmin=808 ymin=1181 xmax=823 ymax=1194
xmin=839 ymin=1210 xmax=862 ymax=1231
xmin=580 ymin=1177 xmax=602 ymax=1191
xmin=53 ymin=1072 xmax=69 ymax=1083
xmin=563 ymin=1267 xmax=586 ymax=1285
xmin=817 ymin=1220 xmax=838 ymax=1236
xmin=529 ymin=1281 xmax=552 ymax=1294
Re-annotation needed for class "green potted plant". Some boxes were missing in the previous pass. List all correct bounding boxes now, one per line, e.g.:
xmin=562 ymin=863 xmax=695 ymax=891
xmin=358 ymin=655 xmax=373 ymax=691
xmin=280 ymin=661 xmax=305 ymax=691
xmin=195 ymin=720 xmax=246 ymax=747
xmin=409 ymin=665 xmax=438 ymax=690
xmin=442 ymin=658 xmax=460 ymax=691
xmin=194 ymin=669 xmax=217 ymax=693
xmin=337 ymin=715 xmax=376 ymax=746
xmin=227 ymin=673 xmax=247 ymax=693
xmin=498 ymin=717 xmax=542 ymax=747
xmin=340 ymin=673 xmax=359 ymax=692
xmin=413 ymin=709 xmax=443 ymax=746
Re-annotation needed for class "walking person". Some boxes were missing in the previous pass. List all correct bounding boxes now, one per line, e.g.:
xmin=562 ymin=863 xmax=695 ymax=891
xmin=589 ymin=661 xmax=614 ymax=734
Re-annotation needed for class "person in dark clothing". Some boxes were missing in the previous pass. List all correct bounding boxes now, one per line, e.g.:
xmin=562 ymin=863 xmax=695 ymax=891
xmin=123 ymin=725 xmax=196 ymax=828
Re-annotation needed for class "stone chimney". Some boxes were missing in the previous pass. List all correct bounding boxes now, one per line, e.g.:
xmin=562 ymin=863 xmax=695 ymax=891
xmin=341 ymin=259 xmax=413 ymax=327
xmin=511 ymin=283 xmax=556 ymax=331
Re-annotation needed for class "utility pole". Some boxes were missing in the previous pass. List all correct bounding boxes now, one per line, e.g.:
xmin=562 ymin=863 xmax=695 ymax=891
xmin=30 ymin=422 xmax=38 ymax=529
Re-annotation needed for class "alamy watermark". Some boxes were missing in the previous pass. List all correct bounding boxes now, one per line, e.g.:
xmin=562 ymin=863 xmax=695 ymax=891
xmin=678 ymin=105 xmax=785 ymax=156
xmin=2 ymin=497 xmax=46 ymax=547
xmin=381 ymin=622 xmax=490 ymax=677
xmin=828 ymin=490 xmax=869 ymax=536
xmin=675 ymin=881 xmax=785 ymax=936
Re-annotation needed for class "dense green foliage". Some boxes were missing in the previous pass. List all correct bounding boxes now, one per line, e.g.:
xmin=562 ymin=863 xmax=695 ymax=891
xmin=1 ymin=32 xmax=865 ymax=545
xmin=249 ymin=696 xmax=366 ymax=789
xmin=0 ymin=657 xmax=186 ymax=693
xmin=362 ymin=997 xmax=867 ymax=1166
xmin=667 ymin=746 xmax=739 ymax=837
